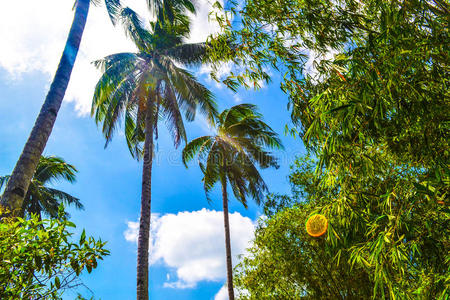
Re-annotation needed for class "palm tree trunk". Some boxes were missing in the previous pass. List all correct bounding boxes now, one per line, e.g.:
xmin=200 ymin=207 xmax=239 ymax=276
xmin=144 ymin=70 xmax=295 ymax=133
xmin=1 ymin=0 xmax=90 ymax=214
xmin=221 ymin=176 xmax=235 ymax=300
xmin=137 ymin=97 xmax=154 ymax=300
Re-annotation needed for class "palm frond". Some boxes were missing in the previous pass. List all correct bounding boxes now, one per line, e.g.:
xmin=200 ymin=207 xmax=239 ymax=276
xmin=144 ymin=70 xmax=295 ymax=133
xmin=163 ymin=42 xmax=207 ymax=66
xmin=44 ymin=187 xmax=83 ymax=210
xmin=229 ymin=118 xmax=283 ymax=149
xmin=161 ymin=58 xmax=217 ymax=122
xmin=236 ymin=137 xmax=280 ymax=169
xmin=92 ymin=52 xmax=138 ymax=73
xmin=159 ymin=82 xmax=187 ymax=147
xmin=149 ymin=0 xmax=195 ymax=24
xmin=124 ymin=106 xmax=144 ymax=159
xmin=182 ymin=136 xmax=213 ymax=167
xmin=223 ymin=103 xmax=259 ymax=129
xmin=37 ymin=191 xmax=61 ymax=218
xmin=104 ymin=0 xmax=122 ymax=25
xmin=242 ymin=154 xmax=268 ymax=202
xmin=202 ymin=142 xmax=221 ymax=202
xmin=5 ymin=155 xmax=81 ymax=219
xmin=34 ymin=156 xmax=77 ymax=184
xmin=152 ymin=18 xmax=187 ymax=49
xmin=146 ymin=0 xmax=163 ymax=16
xmin=101 ymin=72 xmax=140 ymax=146
xmin=92 ymin=53 xmax=140 ymax=122
xmin=119 ymin=7 xmax=153 ymax=51
xmin=171 ymin=0 xmax=195 ymax=14
xmin=186 ymin=104 xmax=281 ymax=207
xmin=226 ymin=164 xmax=249 ymax=208
xmin=93 ymin=55 xmax=149 ymax=147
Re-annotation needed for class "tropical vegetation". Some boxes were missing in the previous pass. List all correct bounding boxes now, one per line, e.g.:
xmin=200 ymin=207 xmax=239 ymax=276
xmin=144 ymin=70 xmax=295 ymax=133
xmin=0 ymin=205 xmax=109 ymax=299
xmin=208 ymin=0 xmax=449 ymax=298
xmin=0 ymin=0 xmax=448 ymax=299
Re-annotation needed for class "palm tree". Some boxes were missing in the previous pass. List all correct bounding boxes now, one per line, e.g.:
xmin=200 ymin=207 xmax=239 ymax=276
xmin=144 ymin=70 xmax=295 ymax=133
xmin=91 ymin=5 xmax=217 ymax=299
xmin=0 ymin=155 xmax=82 ymax=220
xmin=0 ymin=0 xmax=117 ymax=215
xmin=182 ymin=104 xmax=283 ymax=299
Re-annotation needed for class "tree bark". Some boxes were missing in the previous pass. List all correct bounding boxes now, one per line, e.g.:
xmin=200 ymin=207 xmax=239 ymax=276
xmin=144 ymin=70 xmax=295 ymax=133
xmin=1 ymin=0 xmax=90 ymax=214
xmin=221 ymin=176 xmax=235 ymax=300
xmin=137 ymin=97 xmax=154 ymax=300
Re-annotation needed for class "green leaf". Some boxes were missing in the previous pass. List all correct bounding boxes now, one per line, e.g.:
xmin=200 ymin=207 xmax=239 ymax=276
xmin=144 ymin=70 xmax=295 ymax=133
xmin=80 ymin=229 xmax=86 ymax=245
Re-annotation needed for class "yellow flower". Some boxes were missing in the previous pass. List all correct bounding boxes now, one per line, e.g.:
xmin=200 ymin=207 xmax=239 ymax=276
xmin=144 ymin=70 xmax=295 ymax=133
xmin=306 ymin=214 xmax=328 ymax=237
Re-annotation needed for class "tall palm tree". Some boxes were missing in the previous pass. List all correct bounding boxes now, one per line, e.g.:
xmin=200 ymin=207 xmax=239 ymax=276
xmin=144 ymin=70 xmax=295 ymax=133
xmin=91 ymin=5 xmax=217 ymax=299
xmin=0 ymin=155 xmax=82 ymax=220
xmin=182 ymin=104 xmax=283 ymax=300
xmin=0 ymin=0 xmax=117 ymax=215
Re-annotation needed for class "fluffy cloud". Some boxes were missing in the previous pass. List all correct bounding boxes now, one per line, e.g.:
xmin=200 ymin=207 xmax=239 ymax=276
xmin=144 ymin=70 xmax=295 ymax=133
xmin=124 ymin=219 xmax=140 ymax=243
xmin=214 ymin=285 xmax=228 ymax=300
xmin=187 ymin=0 xmax=224 ymax=43
xmin=0 ymin=1 xmax=69 ymax=76
xmin=0 ymin=0 xmax=222 ymax=115
xmin=124 ymin=208 xmax=255 ymax=289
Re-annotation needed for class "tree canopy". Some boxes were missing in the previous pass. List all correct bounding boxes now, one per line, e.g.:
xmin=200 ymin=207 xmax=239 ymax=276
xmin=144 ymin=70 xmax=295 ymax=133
xmin=236 ymin=155 xmax=374 ymax=299
xmin=207 ymin=0 xmax=449 ymax=298
xmin=237 ymin=154 xmax=449 ymax=299
xmin=92 ymin=3 xmax=217 ymax=157
xmin=182 ymin=104 xmax=283 ymax=204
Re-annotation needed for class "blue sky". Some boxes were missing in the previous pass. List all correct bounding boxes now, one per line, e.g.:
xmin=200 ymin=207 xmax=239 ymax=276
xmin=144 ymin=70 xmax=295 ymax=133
xmin=0 ymin=1 xmax=306 ymax=299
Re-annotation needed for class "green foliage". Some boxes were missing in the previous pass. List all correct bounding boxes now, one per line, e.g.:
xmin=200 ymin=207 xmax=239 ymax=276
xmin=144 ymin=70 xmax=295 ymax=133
xmin=0 ymin=205 xmax=109 ymax=299
xmin=182 ymin=104 xmax=283 ymax=205
xmin=263 ymin=155 xmax=336 ymax=217
xmin=236 ymin=207 xmax=373 ymax=299
xmin=238 ymin=156 xmax=374 ymax=299
xmin=238 ymin=155 xmax=449 ymax=299
xmin=210 ymin=1 xmax=449 ymax=298
xmin=1 ymin=155 xmax=82 ymax=219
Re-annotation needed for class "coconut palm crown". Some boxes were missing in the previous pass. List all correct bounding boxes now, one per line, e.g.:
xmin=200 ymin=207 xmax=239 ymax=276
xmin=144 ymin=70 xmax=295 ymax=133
xmin=183 ymin=104 xmax=283 ymax=205
xmin=105 ymin=0 xmax=195 ymax=28
xmin=182 ymin=103 xmax=283 ymax=300
xmin=92 ymin=4 xmax=217 ymax=156
xmin=0 ymin=156 xmax=82 ymax=219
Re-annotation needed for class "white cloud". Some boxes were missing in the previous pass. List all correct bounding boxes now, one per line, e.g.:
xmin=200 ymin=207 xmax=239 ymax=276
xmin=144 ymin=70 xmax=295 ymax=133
xmin=214 ymin=285 xmax=229 ymax=300
xmin=0 ymin=1 xmax=72 ymax=77
xmin=0 ymin=0 xmax=222 ymax=115
xmin=198 ymin=61 xmax=232 ymax=89
xmin=124 ymin=213 xmax=161 ymax=255
xmin=124 ymin=208 xmax=255 ymax=289
xmin=233 ymin=94 xmax=243 ymax=103
xmin=214 ymin=285 xmax=248 ymax=300
xmin=124 ymin=219 xmax=140 ymax=243
xmin=193 ymin=114 xmax=217 ymax=134
xmin=186 ymin=0 xmax=224 ymax=43
xmin=197 ymin=61 xmax=269 ymax=91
